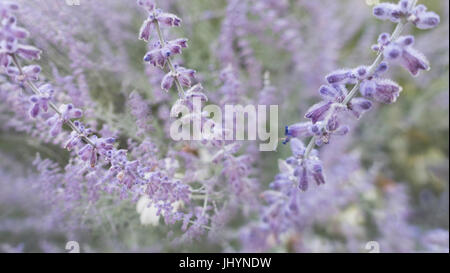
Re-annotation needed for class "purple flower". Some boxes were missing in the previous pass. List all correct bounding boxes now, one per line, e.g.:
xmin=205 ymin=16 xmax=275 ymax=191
xmin=137 ymin=6 xmax=181 ymax=41
xmin=353 ymin=66 xmax=370 ymax=80
xmin=373 ymin=1 xmax=440 ymax=30
xmin=139 ymin=18 xmax=154 ymax=41
xmin=348 ymin=97 xmax=373 ymax=119
xmin=170 ymin=38 xmax=188 ymax=49
xmin=325 ymin=69 xmax=356 ymax=85
xmin=318 ymin=84 xmax=348 ymax=102
xmin=305 ymin=84 xmax=348 ymax=123
xmin=78 ymin=143 xmax=95 ymax=166
xmin=360 ymin=77 xmax=403 ymax=104
xmin=313 ymin=118 xmax=350 ymax=146
xmin=0 ymin=7 xmax=40 ymax=66
xmin=373 ymin=3 xmax=401 ymax=22
xmin=0 ymin=16 xmax=23 ymax=53
xmin=161 ymin=72 xmax=175 ymax=90
xmin=157 ymin=12 xmax=182 ymax=27
xmin=175 ymin=66 xmax=196 ymax=88
xmin=305 ymin=101 xmax=333 ymax=124
xmin=184 ymin=84 xmax=208 ymax=102
xmin=64 ymin=121 xmax=93 ymax=151
xmin=144 ymin=47 xmax=167 ymax=68
xmin=287 ymin=139 xmax=326 ymax=191
xmin=28 ymin=84 xmax=54 ymax=118
xmin=373 ymin=0 xmax=413 ymax=23
xmin=378 ymin=33 xmax=391 ymax=47
xmin=46 ymin=104 xmax=83 ymax=137
xmin=384 ymin=37 xmax=429 ymax=76
xmin=283 ymin=122 xmax=314 ymax=144
xmin=165 ymin=38 xmax=188 ymax=55
xmin=15 ymin=44 xmax=41 ymax=61
xmin=0 ymin=2 xmax=19 ymax=20
xmin=6 ymin=64 xmax=41 ymax=82
xmin=144 ymin=39 xmax=188 ymax=67
xmin=77 ymin=135 xmax=115 ymax=167
xmin=411 ymin=5 xmax=440 ymax=30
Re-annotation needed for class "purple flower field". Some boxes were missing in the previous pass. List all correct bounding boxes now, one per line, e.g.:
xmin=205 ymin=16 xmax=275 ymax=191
xmin=0 ymin=0 xmax=448 ymax=253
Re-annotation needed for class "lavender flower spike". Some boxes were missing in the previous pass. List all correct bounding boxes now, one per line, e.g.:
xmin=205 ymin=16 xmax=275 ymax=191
xmin=281 ymin=0 xmax=439 ymax=191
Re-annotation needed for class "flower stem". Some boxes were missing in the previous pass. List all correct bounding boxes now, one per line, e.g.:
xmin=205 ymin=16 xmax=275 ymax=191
xmin=10 ymin=54 xmax=96 ymax=147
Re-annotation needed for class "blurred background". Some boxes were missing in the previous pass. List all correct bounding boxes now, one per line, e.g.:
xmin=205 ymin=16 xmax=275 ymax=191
xmin=0 ymin=0 xmax=448 ymax=252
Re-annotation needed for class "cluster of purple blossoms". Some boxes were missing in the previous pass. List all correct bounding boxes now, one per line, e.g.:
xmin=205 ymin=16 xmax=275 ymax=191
xmin=0 ymin=0 xmax=445 ymax=252
xmin=0 ymin=3 xmax=194 ymax=215
xmin=281 ymin=0 xmax=439 ymax=192
xmin=137 ymin=0 xmax=214 ymax=234
xmin=0 ymin=2 xmax=41 ymax=68
xmin=136 ymin=0 xmax=262 ymax=237
xmin=138 ymin=0 xmax=227 ymax=149
xmin=138 ymin=1 xmax=199 ymax=96
xmin=285 ymin=139 xmax=325 ymax=192
xmin=373 ymin=0 xmax=440 ymax=29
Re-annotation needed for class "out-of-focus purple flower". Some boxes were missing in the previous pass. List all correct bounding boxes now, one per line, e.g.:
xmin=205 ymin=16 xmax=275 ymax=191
xmin=128 ymin=91 xmax=153 ymax=136
xmin=421 ymin=229 xmax=449 ymax=253
xmin=0 ymin=6 xmax=40 ymax=67
xmin=15 ymin=44 xmax=41 ymax=61
xmin=184 ymin=84 xmax=208 ymax=102
xmin=137 ymin=0 xmax=155 ymax=13
xmin=0 ymin=2 xmax=19 ymax=20
xmin=28 ymin=83 xmax=54 ymax=118
xmin=7 ymin=65 xmax=41 ymax=82
xmin=138 ymin=3 xmax=181 ymax=41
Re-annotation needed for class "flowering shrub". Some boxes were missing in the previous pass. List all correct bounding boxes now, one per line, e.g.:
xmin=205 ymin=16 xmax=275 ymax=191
xmin=0 ymin=0 xmax=448 ymax=253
